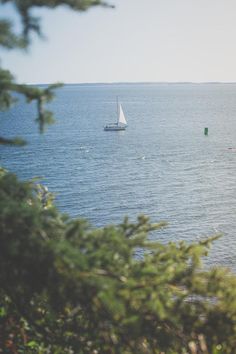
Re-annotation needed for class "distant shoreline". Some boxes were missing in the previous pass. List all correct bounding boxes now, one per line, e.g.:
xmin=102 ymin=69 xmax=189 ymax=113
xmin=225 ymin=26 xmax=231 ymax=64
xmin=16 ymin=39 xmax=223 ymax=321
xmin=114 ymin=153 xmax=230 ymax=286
xmin=29 ymin=81 xmax=236 ymax=87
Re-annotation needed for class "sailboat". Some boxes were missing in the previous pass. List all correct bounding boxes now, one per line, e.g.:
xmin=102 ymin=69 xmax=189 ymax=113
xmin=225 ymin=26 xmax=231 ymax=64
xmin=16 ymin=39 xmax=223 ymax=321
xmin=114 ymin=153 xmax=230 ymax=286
xmin=104 ymin=98 xmax=128 ymax=131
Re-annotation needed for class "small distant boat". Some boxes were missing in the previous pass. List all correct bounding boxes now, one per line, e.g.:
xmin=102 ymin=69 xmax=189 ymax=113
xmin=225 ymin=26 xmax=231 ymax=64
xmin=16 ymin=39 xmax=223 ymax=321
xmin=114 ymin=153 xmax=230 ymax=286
xmin=104 ymin=97 xmax=128 ymax=131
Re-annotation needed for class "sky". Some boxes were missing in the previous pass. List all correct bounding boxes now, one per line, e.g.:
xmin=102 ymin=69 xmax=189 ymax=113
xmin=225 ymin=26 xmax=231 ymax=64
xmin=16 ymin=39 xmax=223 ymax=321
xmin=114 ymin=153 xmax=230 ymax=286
xmin=1 ymin=0 xmax=236 ymax=84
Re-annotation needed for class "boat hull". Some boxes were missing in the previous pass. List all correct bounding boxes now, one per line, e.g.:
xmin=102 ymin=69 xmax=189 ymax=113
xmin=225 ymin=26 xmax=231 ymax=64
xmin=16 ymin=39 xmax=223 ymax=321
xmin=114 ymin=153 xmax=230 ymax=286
xmin=104 ymin=125 xmax=126 ymax=131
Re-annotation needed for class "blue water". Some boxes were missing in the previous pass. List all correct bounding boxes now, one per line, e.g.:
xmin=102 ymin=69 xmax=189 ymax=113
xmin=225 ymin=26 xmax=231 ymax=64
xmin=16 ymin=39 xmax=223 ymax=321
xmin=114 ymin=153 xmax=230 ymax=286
xmin=1 ymin=83 xmax=236 ymax=270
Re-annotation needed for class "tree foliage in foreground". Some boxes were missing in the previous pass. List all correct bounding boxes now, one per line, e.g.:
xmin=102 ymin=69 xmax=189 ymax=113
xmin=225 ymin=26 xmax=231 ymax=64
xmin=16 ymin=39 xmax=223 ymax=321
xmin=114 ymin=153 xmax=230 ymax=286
xmin=0 ymin=0 xmax=113 ymax=144
xmin=0 ymin=171 xmax=236 ymax=354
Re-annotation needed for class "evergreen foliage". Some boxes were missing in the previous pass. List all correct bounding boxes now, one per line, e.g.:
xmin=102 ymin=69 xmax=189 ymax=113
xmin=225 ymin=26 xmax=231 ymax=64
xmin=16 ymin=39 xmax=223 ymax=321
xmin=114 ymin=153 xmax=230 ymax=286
xmin=1 ymin=172 xmax=236 ymax=353
xmin=0 ymin=0 xmax=113 ymax=144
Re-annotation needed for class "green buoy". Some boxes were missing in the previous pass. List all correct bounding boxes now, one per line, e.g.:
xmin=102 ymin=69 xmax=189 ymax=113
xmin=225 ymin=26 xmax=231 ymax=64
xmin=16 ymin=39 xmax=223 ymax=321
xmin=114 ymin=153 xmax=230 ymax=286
xmin=204 ymin=127 xmax=208 ymax=136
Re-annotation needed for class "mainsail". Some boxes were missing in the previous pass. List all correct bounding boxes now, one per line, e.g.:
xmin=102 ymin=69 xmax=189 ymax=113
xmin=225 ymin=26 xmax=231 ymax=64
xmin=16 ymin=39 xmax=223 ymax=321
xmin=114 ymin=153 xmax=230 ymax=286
xmin=118 ymin=104 xmax=127 ymax=126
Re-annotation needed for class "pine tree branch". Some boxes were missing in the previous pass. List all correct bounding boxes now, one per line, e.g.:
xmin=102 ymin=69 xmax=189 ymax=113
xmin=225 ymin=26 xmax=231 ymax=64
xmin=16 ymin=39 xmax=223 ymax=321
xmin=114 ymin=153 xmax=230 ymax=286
xmin=0 ymin=136 xmax=26 ymax=145
xmin=1 ymin=0 xmax=114 ymax=45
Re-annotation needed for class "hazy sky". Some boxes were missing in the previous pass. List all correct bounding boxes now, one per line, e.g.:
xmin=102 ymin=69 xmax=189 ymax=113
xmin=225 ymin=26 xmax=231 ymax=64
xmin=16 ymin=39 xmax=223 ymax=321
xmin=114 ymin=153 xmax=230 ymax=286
xmin=1 ymin=0 xmax=236 ymax=84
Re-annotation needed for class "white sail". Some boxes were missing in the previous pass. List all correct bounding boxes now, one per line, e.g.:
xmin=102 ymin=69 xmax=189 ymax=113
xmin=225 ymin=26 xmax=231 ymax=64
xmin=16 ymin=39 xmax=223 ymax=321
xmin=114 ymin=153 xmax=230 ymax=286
xmin=118 ymin=104 xmax=127 ymax=126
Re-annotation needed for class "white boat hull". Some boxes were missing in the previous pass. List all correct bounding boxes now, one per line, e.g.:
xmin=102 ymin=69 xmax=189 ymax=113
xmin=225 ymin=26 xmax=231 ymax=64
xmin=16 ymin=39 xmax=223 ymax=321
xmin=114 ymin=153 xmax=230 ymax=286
xmin=104 ymin=125 xmax=126 ymax=131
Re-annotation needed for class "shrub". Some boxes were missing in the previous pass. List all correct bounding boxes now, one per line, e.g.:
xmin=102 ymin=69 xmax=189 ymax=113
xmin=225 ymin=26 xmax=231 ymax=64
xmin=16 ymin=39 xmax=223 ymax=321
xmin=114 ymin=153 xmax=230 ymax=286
xmin=0 ymin=172 xmax=236 ymax=353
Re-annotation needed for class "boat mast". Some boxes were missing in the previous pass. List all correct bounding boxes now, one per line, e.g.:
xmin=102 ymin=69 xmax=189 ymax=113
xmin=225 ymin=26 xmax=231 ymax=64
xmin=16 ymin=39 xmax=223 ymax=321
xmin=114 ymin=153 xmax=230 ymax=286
xmin=116 ymin=96 xmax=119 ymax=125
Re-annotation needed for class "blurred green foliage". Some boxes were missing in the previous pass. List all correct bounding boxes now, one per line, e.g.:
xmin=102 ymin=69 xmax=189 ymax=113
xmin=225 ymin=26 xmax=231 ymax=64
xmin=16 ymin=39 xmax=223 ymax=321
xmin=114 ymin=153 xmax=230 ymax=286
xmin=0 ymin=171 xmax=236 ymax=353
xmin=0 ymin=0 xmax=113 ymax=143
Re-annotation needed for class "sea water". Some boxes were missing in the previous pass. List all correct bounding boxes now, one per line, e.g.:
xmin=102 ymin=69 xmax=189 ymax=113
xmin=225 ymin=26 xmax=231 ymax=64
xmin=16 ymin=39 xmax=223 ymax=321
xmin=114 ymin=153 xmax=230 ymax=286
xmin=1 ymin=83 xmax=236 ymax=270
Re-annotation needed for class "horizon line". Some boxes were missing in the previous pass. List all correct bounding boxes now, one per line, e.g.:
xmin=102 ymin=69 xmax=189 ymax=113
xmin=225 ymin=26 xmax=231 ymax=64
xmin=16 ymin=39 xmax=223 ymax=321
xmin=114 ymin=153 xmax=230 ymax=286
xmin=28 ymin=81 xmax=236 ymax=86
